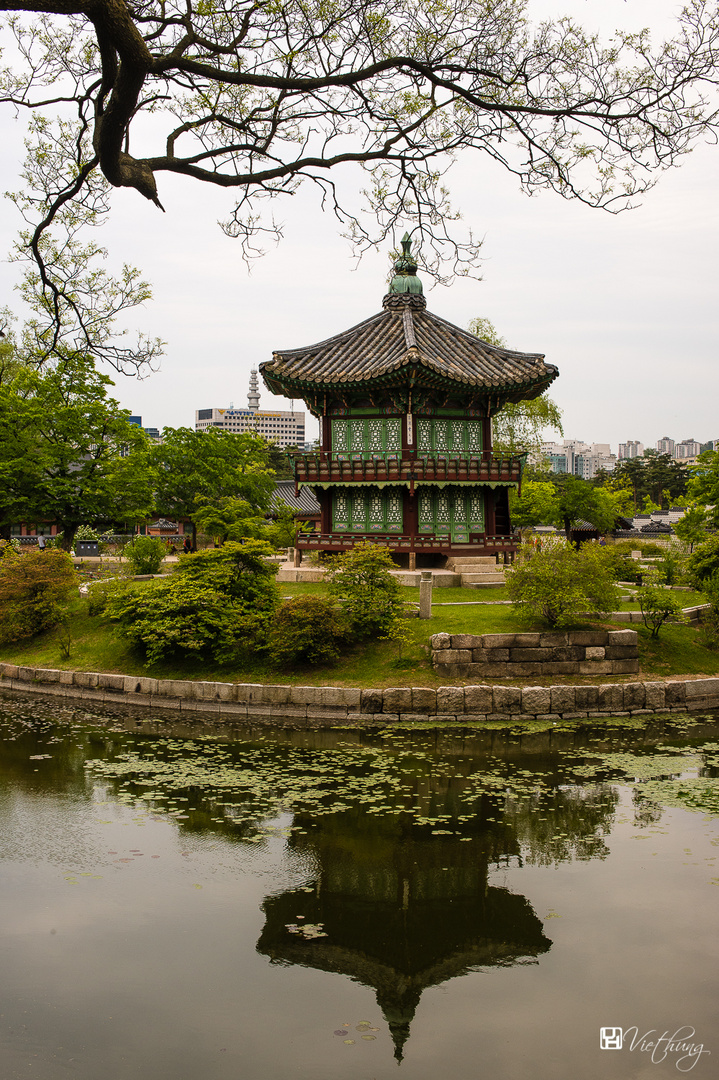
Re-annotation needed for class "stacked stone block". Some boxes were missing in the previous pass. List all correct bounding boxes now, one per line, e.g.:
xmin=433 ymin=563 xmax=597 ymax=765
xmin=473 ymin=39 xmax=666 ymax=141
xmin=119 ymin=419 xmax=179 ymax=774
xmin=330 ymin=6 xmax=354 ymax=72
xmin=1 ymin=662 xmax=718 ymax=724
xmin=430 ymin=630 xmax=639 ymax=678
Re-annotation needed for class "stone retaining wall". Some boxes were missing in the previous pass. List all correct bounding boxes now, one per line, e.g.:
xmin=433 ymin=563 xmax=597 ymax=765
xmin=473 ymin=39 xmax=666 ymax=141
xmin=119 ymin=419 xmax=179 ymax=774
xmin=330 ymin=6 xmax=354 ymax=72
xmin=2 ymin=661 xmax=719 ymax=725
xmin=431 ymin=630 xmax=639 ymax=679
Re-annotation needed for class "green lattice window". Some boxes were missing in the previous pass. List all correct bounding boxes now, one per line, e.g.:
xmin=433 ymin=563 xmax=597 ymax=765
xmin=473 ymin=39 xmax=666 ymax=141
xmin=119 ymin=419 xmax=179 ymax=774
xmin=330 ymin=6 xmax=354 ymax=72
xmin=332 ymin=418 xmax=402 ymax=458
xmin=416 ymin=418 xmax=483 ymax=456
xmin=418 ymin=487 xmax=485 ymax=541
xmin=332 ymin=487 xmax=404 ymax=532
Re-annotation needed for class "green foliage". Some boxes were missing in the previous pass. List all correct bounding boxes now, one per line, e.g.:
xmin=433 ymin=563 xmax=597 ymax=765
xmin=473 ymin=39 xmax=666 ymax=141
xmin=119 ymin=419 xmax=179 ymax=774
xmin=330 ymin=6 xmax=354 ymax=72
xmin=511 ymin=476 xmax=623 ymax=537
xmin=686 ymin=451 xmax=719 ymax=528
xmin=192 ymin=497 xmax=269 ymax=546
xmin=75 ymin=524 xmax=100 ymax=541
xmin=86 ymin=577 xmax=128 ymax=616
xmin=697 ymin=576 xmax=719 ymax=651
xmin=658 ymin=549 xmax=686 ymax=586
xmin=0 ymin=352 xmax=155 ymax=548
xmin=637 ymin=572 xmax=686 ymax=639
xmin=381 ymin=615 xmax=417 ymax=668
xmin=125 ymin=536 xmax=166 ymax=575
xmin=610 ymin=451 xmax=688 ymax=511
xmin=0 ymin=547 xmax=77 ymax=644
xmin=266 ymin=505 xmax=301 ymax=550
xmin=108 ymin=541 xmax=280 ymax=665
xmin=174 ymin=541 xmax=279 ymax=606
xmin=467 ymin=316 xmax=562 ymax=457
xmin=266 ymin=596 xmax=348 ymax=669
xmin=510 ymin=481 xmax=558 ymax=528
xmin=687 ymin=534 xmax=719 ymax=588
xmin=506 ymin=538 xmax=620 ymax=628
xmin=152 ymin=427 xmax=276 ymax=549
xmin=326 ymin=542 xmax=404 ymax=639
xmin=674 ymin=505 xmax=712 ymax=552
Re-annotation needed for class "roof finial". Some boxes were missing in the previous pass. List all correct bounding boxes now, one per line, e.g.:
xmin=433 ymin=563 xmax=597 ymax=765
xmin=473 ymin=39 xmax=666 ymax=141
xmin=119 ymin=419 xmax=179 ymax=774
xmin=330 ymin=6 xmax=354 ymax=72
xmin=388 ymin=232 xmax=423 ymax=296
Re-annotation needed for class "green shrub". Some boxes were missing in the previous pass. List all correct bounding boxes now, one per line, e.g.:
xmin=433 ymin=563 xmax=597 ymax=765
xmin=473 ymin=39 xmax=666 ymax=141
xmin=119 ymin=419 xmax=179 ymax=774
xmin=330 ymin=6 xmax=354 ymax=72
xmin=266 ymin=596 xmax=348 ymax=668
xmin=506 ymin=538 xmax=619 ymax=628
xmin=125 ymin=536 xmax=166 ymax=575
xmin=658 ymin=549 xmax=686 ymax=586
xmin=637 ymin=571 xmax=686 ymax=638
xmin=326 ymin=542 xmax=405 ymax=639
xmin=0 ymin=547 xmax=77 ymax=643
xmin=687 ymin=534 xmax=719 ymax=588
xmin=86 ymin=576 xmax=129 ymax=616
xmin=697 ymin=575 xmax=719 ymax=650
xmin=108 ymin=539 xmax=280 ymax=665
xmin=75 ymin=524 xmax=101 ymax=541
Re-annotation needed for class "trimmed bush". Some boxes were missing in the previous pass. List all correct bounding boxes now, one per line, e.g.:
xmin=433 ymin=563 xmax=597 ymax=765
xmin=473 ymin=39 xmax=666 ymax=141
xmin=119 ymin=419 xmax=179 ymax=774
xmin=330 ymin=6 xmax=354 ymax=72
xmin=125 ymin=536 xmax=166 ymax=575
xmin=266 ymin=596 xmax=348 ymax=668
xmin=0 ymin=547 xmax=77 ymax=643
xmin=108 ymin=540 xmax=280 ymax=665
xmin=326 ymin=542 xmax=405 ymax=639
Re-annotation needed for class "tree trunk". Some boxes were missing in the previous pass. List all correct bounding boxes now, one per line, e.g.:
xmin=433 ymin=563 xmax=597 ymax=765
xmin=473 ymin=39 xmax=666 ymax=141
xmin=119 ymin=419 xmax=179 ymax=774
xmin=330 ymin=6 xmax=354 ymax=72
xmin=62 ymin=525 xmax=78 ymax=552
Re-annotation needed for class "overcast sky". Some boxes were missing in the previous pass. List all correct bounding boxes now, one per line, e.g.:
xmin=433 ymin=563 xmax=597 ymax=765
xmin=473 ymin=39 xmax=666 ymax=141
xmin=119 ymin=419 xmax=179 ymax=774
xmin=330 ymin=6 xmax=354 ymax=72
xmin=1 ymin=0 xmax=716 ymax=452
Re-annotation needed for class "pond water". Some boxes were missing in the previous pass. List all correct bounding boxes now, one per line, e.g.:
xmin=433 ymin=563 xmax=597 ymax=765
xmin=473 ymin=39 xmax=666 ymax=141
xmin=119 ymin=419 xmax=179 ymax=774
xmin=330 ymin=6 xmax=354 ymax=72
xmin=1 ymin=695 xmax=718 ymax=1080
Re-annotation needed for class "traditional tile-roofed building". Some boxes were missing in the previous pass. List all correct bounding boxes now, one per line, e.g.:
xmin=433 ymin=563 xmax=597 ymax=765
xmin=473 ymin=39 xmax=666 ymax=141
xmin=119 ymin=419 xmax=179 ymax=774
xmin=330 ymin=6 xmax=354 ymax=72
xmin=260 ymin=236 xmax=559 ymax=566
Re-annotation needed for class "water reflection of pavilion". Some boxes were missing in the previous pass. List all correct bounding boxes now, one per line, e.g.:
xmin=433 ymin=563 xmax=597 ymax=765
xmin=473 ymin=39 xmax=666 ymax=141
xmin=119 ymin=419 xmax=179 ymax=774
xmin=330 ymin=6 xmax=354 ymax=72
xmin=257 ymin=815 xmax=551 ymax=1060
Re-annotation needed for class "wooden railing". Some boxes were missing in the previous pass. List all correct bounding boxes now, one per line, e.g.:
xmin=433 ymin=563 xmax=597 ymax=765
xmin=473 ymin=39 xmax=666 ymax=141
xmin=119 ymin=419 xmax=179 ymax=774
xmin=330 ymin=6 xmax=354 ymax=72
xmin=297 ymin=532 xmax=517 ymax=553
xmin=292 ymin=451 xmax=523 ymax=488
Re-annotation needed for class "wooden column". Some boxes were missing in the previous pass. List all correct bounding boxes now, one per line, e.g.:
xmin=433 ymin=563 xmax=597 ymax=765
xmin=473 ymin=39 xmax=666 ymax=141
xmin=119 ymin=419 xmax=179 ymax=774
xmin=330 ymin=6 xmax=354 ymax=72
xmin=485 ymin=488 xmax=496 ymax=538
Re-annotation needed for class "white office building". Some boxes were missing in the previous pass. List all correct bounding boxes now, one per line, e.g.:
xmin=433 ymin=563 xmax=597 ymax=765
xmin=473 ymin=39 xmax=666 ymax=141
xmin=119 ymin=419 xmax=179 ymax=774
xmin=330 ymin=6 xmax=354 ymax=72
xmin=195 ymin=370 xmax=305 ymax=449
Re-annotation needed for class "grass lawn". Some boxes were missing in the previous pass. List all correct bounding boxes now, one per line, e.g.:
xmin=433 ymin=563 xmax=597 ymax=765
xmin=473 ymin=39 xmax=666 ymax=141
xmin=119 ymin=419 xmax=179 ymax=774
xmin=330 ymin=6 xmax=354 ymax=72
xmin=1 ymin=587 xmax=718 ymax=689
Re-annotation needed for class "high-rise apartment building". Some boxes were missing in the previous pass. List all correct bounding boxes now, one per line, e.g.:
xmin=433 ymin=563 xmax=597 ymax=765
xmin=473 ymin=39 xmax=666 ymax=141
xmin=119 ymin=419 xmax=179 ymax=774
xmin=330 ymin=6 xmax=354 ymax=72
xmin=541 ymin=440 xmax=616 ymax=479
xmin=673 ymin=438 xmax=701 ymax=460
xmin=195 ymin=370 xmax=305 ymax=448
xmin=618 ymin=440 xmax=644 ymax=459
xmin=656 ymin=436 xmax=674 ymax=455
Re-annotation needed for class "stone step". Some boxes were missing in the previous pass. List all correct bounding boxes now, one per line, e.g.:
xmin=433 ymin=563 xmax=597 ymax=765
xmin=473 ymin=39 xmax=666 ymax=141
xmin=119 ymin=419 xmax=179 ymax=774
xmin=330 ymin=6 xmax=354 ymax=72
xmin=449 ymin=558 xmax=499 ymax=571
xmin=460 ymin=573 xmax=506 ymax=585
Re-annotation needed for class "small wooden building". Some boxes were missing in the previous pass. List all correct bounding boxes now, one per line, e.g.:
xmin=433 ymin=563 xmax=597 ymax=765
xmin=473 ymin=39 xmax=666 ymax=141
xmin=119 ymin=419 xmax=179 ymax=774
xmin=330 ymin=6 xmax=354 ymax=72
xmin=260 ymin=237 xmax=558 ymax=566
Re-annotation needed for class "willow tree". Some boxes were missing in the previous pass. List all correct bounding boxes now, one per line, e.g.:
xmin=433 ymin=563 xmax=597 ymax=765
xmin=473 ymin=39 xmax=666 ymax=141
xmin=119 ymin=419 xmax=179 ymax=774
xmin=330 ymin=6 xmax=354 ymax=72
xmin=2 ymin=0 xmax=718 ymax=372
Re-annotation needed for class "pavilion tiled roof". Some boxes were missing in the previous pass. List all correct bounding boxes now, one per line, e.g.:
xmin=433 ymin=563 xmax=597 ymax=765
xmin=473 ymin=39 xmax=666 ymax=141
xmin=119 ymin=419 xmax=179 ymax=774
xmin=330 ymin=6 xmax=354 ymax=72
xmin=261 ymin=293 xmax=558 ymax=404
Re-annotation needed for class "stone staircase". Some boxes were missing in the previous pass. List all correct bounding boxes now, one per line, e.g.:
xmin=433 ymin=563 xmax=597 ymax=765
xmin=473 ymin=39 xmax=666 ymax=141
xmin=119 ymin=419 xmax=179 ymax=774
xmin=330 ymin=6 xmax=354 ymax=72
xmin=446 ymin=555 xmax=505 ymax=588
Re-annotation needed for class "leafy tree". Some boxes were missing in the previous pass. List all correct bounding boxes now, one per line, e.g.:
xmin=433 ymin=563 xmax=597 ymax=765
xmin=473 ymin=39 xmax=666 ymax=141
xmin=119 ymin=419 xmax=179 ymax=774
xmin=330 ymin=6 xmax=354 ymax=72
xmin=326 ymin=542 xmax=404 ymax=639
xmin=686 ymin=450 xmax=719 ymax=528
xmin=687 ymin=535 xmax=719 ymax=588
xmin=610 ymin=451 xmax=688 ymax=511
xmin=3 ymin=2 xmax=719 ymax=362
xmin=637 ymin=571 xmax=686 ymax=639
xmin=551 ymin=476 xmax=621 ymax=540
xmin=0 ymin=545 xmax=77 ymax=643
xmin=673 ymin=505 xmax=712 ymax=552
xmin=468 ymin=317 xmax=562 ymax=457
xmin=0 ymin=352 xmax=154 ymax=548
xmin=108 ymin=540 xmax=279 ymax=664
xmin=192 ymin=497 xmax=269 ymax=547
xmin=510 ymin=481 xmax=558 ymax=529
xmin=266 ymin=596 xmax=348 ymax=669
xmin=506 ymin=537 xmax=619 ymax=628
xmin=152 ymin=428 xmax=276 ymax=551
